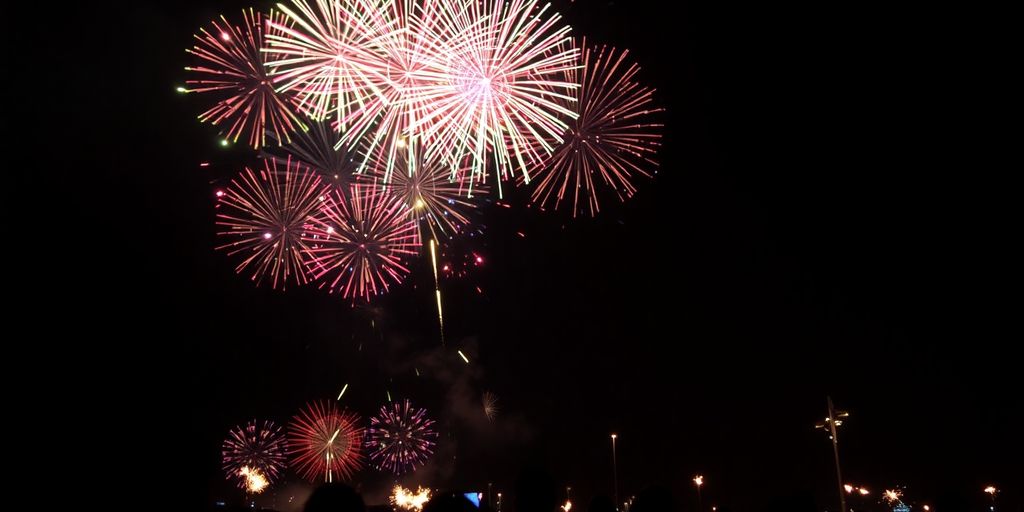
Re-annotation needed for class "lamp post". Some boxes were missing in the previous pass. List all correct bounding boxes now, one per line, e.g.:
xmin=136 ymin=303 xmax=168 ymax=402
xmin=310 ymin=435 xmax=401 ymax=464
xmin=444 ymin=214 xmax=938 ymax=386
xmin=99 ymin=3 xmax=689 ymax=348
xmin=611 ymin=434 xmax=619 ymax=510
xmin=815 ymin=397 xmax=849 ymax=512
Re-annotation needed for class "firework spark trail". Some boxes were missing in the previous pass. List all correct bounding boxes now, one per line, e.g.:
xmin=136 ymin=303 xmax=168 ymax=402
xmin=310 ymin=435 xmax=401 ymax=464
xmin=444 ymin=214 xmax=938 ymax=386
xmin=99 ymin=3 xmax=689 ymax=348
xmin=529 ymin=39 xmax=663 ymax=217
xmin=482 ymin=391 xmax=499 ymax=421
xmin=366 ymin=399 xmax=438 ymax=474
xmin=185 ymin=9 xmax=305 ymax=148
xmin=289 ymin=401 xmax=364 ymax=482
xmin=303 ymin=184 xmax=421 ymax=300
xmin=405 ymin=0 xmax=581 ymax=196
xmin=216 ymin=157 xmax=326 ymax=289
xmin=222 ymin=420 xmax=289 ymax=489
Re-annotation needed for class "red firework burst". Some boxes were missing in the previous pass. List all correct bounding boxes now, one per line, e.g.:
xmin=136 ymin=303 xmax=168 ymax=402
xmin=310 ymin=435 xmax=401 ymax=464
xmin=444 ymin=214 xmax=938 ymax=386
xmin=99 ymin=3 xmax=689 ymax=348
xmin=222 ymin=420 xmax=289 ymax=488
xmin=185 ymin=8 xmax=305 ymax=148
xmin=529 ymin=40 xmax=663 ymax=216
xmin=289 ymin=401 xmax=365 ymax=483
xmin=215 ymin=157 xmax=327 ymax=290
xmin=303 ymin=184 xmax=421 ymax=300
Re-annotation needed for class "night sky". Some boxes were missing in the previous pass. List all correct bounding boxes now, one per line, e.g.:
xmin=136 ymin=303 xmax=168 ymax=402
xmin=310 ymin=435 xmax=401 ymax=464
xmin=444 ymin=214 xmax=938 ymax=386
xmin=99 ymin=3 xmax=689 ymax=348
xmin=22 ymin=1 xmax=1019 ymax=511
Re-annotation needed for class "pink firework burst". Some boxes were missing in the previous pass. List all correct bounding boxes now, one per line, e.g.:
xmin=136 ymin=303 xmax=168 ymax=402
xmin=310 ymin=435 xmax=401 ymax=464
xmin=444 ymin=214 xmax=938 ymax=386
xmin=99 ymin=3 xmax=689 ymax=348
xmin=363 ymin=138 xmax=486 ymax=238
xmin=185 ymin=8 xmax=305 ymax=148
xmin=406 ymin=0 xmax=580 ymax=195
xmin=366 ymin=399 xmax=438 ymax=475
xmin=222 ymin=420 xmax=289 ymax=489
xmin=289 ymin=401 xmax=365 ymax=483
xmin=303 ymin=184 xmax=421 ymax=300
xmin=215 ymin=157 xmax=327 ymax=289
xmin=528 ymin=40 xmax=663 ymax=217
xmin=263 ymin=0 xmax=394 ymax=128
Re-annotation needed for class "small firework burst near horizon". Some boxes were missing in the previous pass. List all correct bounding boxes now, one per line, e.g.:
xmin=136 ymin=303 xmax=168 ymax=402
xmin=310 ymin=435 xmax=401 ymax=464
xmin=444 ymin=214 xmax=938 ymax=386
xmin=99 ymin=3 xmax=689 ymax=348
xmin=391 ymin=485 xmax=431 ymax=511
xmin=184 ymin=8 xmax=305 ymax=148
xmin=528 ymin=39 xmax=663 ymax=217
xmin=303 ymin=184 xmax=421 ymax=300
xmin=215 ymin=158 xmax=326 ymax=290
xmin=289 ymin=401 xmax=365 ymax=483
xmin=222 ymin=420 xmax=289 ymax=490
xmin=366 ymin=399 xmax=438 ymax=475
xmin=239 ymin=466 xmax=270 ymax=494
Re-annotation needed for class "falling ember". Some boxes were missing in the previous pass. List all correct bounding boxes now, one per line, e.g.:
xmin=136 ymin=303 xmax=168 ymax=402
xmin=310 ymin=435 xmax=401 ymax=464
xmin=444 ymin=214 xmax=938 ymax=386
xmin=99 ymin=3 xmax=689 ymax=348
xmin=561 ymin=500 xmax=572 ymax=512
xmin=457 ymin=350 xmax=470 ymax=364
xmin=337 ymin=383 xmax=349 ymax=400
xmin=391 ymin=485 xmax=431 ymax=511
xmin=239 ymin=466 xmax=269 ymax=494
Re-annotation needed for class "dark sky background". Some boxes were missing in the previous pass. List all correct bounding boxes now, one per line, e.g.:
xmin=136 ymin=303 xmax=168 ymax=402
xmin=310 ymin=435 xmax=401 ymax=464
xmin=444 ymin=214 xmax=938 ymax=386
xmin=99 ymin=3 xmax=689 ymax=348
xmin=20 ymin=0 xmax=1019 ymax=511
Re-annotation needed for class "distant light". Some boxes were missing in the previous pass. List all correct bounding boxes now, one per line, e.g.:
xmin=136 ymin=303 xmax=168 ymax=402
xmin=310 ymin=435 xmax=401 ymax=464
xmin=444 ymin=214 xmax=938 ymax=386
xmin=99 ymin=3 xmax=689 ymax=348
xmin=263 ymin=232 xmax=272 ymax=239
xmin=215 ymin=190 xmax=225 ymax=197
xmin=475 ymin=256 xmax=483 ymax=264
xmin=610 ymin=433 xmax=617 ymax=439
xmin=859 ymin=488 xmax=869 ymax=496
xmin=220 ymin=139 xmax=229 ymax=147
xmin=985 ymin=486 xmax=998 ymax=495
xmin=844 ymin=485 xmax=854 ymax=494
xmin=693 ymin=475 xmax=704 ymax=487
xmin=923 ymin=506 xmax=930 ymax=511
xmin=176 ymin=86 xmax=187 ymax=93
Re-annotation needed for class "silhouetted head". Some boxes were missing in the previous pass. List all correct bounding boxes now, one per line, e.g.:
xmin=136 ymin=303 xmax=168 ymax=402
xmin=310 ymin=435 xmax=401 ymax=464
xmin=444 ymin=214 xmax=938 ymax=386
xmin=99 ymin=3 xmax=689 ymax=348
xmin=303 ymin=483 xmax=365 ymax=512
xmin=423 ymin=493 xmax=478 ymax=512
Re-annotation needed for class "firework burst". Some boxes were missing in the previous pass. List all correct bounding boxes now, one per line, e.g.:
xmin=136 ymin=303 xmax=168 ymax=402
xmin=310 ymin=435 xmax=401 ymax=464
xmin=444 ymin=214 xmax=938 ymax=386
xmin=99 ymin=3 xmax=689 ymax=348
xmin=405 ymin=0 xmax=580 ymax=194
xmin=366 ymin=399 xmax=438 ymax=474
xmin=264 ymin=120 xmax=359 ymax=191
xmin=184 ymin=8 xmax=305 ymax=148
xmin=264 ymin=0 xmax=394 ymax=127
xmin=222 ymin=420 xmax=288 ymax=489
xmin=364 ymin=138 xmax=485 ymax=238
xmin=482 ymin=391 xmax=499 ymax=421
xmin=303 ymin=184 xmax=421 ymax=300
xmin=215 ymin=158 xmax=326 ymax=289
xmin=528 ymin=40 xmax=663 ymax=217
xmin=289 ymin=401 xmax=365 ymax=482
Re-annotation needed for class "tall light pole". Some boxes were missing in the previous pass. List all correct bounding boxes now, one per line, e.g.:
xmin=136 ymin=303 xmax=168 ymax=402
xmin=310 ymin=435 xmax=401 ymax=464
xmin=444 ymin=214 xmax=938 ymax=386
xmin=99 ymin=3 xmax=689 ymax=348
xmin=815 ymin=396 xmax=849 ymax=512
xmin=693 ymin=475 xmax=704 ymax=512
xmin=611 ymin=434 xmax=619 ymax=510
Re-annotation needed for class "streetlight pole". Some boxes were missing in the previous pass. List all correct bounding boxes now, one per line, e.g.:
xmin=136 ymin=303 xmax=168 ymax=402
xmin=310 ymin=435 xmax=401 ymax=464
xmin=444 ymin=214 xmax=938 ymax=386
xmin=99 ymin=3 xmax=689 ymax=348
xmin=816 ymin=396 xmax=849 ymax=512
xmin=611 ymin=434 xmax=619 ymax=510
